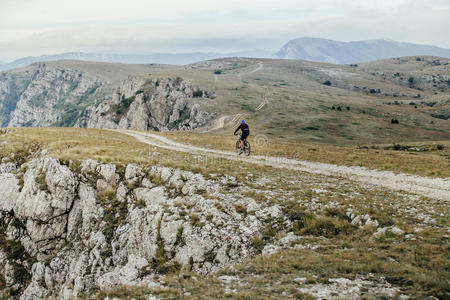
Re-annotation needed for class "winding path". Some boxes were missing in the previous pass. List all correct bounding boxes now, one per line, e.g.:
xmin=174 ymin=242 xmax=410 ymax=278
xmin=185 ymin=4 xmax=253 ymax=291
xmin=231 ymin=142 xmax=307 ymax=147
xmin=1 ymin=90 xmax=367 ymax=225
xmin=119 ymin=130 xmax=450 ymax=201
xmin=238 ymin=61 xmax=263 ymax=82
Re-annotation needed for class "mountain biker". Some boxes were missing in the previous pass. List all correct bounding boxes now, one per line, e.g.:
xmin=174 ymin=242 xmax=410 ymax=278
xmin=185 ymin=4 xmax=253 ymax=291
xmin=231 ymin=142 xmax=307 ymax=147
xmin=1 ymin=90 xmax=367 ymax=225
xmin=234 ymin=120 xmax=250 ymax=153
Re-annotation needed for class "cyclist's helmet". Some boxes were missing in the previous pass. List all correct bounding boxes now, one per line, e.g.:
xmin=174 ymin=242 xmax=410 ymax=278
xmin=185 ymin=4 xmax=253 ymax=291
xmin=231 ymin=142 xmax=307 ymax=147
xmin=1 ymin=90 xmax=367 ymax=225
xmin=241 ymin=120 xmax=245 ymax=124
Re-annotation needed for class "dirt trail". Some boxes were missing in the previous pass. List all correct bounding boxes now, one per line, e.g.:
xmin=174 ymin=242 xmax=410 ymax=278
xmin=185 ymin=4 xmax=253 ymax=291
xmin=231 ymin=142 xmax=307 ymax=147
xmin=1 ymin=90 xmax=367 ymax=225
xmin=119 ymin=130 xmax=450 ymax=201
xmin=238 ymin=61 xmax=263 ymax=82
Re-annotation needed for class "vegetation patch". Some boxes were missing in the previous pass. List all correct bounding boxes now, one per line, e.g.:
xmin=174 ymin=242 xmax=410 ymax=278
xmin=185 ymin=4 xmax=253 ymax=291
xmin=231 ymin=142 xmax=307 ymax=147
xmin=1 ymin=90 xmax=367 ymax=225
xmin=109 ymin=95 xmax=136 ymax=124
xmin=36 ymin=172 xmax=48 ymax=191
xmin=234 ymin=204 xmax=248 ymax=216
xmin=302 ymin=126 xmax=320 ymax=131
xmin=192 ymin=89 xmax=204 ymax=98
xmin=149 ymin=218 xmax=181 ymax=274
xmin=0 ymin=221 xmax=36 ymax=296
xmin=97 ymin=192 xmax=128 ymax=244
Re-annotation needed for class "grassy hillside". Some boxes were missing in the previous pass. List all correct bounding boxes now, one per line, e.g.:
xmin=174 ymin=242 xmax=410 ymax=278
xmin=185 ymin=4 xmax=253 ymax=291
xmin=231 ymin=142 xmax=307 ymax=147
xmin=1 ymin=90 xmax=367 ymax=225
xmin=2 ymin=56 xmax=449 ymax=145
xmin=157 ymin=131 xmax=450 ymax=178
xmin=141 ymin=56 xmax=449 ymax=145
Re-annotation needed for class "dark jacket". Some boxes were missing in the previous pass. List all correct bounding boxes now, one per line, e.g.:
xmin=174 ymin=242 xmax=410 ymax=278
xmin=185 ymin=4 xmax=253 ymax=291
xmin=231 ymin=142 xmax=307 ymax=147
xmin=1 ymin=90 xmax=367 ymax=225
xmin=234 ymin=123 xmax=250 ymax=135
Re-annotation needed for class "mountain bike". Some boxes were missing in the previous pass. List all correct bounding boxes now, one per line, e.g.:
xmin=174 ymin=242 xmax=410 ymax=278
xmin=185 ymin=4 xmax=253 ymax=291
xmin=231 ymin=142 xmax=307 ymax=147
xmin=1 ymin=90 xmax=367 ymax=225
xmin=235 ymin=134 xmax=251 ymax=156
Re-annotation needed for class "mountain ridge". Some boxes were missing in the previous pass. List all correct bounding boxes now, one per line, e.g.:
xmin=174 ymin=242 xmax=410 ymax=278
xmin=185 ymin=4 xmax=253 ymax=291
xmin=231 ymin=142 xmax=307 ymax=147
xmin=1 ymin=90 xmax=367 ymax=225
xmin=274 ymin=37 xmax=450 ymax=64
xmin=0 ymin=50 xmax=273 ymax=72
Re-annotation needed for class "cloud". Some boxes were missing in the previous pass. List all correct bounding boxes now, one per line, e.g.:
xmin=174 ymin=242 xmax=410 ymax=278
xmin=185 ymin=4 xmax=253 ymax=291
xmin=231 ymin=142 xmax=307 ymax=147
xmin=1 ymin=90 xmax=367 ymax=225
xmin=0 ymin=0 xmax=448 ymax=61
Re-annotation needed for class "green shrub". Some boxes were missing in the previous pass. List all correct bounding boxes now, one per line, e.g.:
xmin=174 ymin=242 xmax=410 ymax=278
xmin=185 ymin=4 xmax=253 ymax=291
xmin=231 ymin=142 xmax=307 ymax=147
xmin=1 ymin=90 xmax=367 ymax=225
xmin=174 ymin=77 xmax=183 ymax=85
xmin=121 ymin=95 xmax=135 ymax=108
xmin=192 ymin=89 xmax=203 ymax=98
xmin=386 ymin=144 xmax=411 ymax=151
xmin=214 ymin=69 xmax=222 ymax=75
xmin=301 ymin=126 xmax=319 ymax=131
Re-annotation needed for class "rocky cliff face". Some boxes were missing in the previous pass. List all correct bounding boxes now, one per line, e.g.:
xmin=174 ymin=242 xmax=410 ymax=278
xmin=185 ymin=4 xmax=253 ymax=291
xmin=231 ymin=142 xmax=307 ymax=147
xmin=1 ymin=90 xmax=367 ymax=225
xmin=0 ymin=72 xmax=32 ymax=127
xmin=0 ymin=63 xmax=105 ymax=128
xmin=0 ymin=64 xmax=213 ymax=131
xmin=85 ymin=77 xmax=213 ymax=131
xmin=0 ymin=152 xmax=276 ymax=299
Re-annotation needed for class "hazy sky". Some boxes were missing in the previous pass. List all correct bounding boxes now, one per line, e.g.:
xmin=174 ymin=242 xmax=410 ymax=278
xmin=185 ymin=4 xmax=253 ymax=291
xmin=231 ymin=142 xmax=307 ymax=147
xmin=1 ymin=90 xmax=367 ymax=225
xmin=0 ymin=0 xmax=449 ymax=61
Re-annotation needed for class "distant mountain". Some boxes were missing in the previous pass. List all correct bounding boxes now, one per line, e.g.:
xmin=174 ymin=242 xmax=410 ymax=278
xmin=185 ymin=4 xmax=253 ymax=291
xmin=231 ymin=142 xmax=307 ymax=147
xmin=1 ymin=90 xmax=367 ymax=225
xmin=273 ymin=37 xmax=450 ymax=64
xmin=0 ymin=50 xmax=273 ymax=71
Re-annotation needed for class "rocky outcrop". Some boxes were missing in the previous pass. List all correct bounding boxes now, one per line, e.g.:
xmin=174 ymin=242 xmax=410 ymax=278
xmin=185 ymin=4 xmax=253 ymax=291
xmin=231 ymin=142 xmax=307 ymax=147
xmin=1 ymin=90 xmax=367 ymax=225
xmin=1 ymin=63 xmax=105 ymax=127
xmin=86 ymin=77 xmax=213 ymax=131
xmin=0 ymin=157 xmax=271 ymax=299
xmin=0 ymin=72 xmax=31 ymax=127
xmin=0 ymin=64 xmax=214 ymax=131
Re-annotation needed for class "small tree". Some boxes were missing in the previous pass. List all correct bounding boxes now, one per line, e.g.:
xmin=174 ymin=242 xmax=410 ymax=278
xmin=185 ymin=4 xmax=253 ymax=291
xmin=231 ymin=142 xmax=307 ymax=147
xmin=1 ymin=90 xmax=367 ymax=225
xmin=192 ymin=89 xmax=203 ymax=98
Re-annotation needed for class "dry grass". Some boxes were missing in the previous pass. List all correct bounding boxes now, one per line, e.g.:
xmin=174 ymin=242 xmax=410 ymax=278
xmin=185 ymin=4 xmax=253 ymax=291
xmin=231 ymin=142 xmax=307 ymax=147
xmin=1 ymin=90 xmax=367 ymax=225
xmin=148 ymin=57 xmax=450 ymax=145
xmin=2 ymin=127 xmax=449 ymax=299
xmin=2 ymin=127 xmax=447 ymax=179
xmin=157 ymin=131 xmax=450 ymax=178
xmin=0 ymin=127 xmax=276 ymax=182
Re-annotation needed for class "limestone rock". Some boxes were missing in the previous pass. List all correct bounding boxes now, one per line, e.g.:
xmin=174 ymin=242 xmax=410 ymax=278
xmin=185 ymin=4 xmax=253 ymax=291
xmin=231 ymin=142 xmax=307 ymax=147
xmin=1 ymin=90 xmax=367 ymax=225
xmin=87 ymin=77 xmax=214 ymax=131
xmin=0 ymin=158 xmax=270 ymax=298
xmin=125 ymin=163 xmax=144 ymax=181
xmin=0 ymin=162 xmax=17 ymax=174
xmin=373 ymin=226 xmax=405 ymax=237
xmin=0 ymin=173 xmax=20 ymax=212
xmin=1 ymin=63 xmax=105 ymax=127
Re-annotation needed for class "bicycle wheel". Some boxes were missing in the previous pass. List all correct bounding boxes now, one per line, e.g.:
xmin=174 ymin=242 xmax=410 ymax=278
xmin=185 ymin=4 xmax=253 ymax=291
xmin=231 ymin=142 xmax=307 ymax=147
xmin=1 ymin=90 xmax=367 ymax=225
xmin=244 ymin=142 xmax=251 ymax=156
xmin=236 ymin=140 xmax=241 ymax=154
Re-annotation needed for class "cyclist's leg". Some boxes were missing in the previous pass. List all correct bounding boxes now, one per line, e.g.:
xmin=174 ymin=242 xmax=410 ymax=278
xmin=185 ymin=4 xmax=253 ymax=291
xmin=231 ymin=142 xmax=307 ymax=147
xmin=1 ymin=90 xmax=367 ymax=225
xmin=242 ymin=132 xmax=249 ymax=149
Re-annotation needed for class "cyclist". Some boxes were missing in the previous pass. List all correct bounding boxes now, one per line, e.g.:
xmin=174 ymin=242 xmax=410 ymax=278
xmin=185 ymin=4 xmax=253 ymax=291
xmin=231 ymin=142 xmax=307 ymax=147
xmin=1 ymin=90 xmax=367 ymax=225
xmin=234 ymin=120 xmax=250 ymax=154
